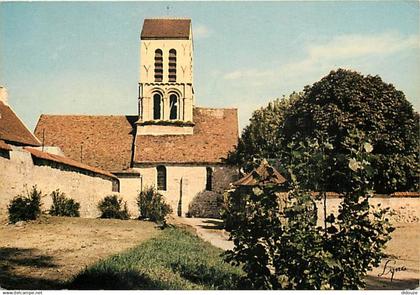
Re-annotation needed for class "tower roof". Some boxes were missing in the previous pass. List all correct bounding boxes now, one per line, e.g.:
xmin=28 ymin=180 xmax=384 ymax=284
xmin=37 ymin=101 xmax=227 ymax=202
xmin=233 ymin=159 xmax=287 ymax=187
xmin=141 ymin=18 xmax=191 ymax=40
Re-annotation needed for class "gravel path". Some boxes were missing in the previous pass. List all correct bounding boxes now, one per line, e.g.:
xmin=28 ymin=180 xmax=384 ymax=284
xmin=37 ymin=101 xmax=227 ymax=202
xmin=174 ymin=217 xmax=234 ymax=251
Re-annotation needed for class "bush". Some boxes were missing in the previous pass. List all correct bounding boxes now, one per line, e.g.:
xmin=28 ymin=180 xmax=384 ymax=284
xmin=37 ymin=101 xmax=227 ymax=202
xmin=8 ymin=186 xmax=43 ymax=223
xmin=98 ymin=195 xmax=129 ymax=220
xmin=137 ymin=187 xmax=172 ymax=225
xmin=223 ymin=136 xmax=394 ymax=290
xmin=188 ymin=191 xmax=223 ymax=218
xmin=49 ymin=189 xmax=80 ymax=217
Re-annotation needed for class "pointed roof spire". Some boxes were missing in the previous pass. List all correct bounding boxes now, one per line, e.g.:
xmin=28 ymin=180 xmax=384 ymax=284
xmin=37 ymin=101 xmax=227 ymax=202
xmin=233 ymin=159 xmax=287 ymax=186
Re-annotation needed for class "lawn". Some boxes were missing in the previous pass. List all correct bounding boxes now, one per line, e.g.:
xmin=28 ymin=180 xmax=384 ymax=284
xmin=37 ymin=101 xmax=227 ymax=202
xmin=67 ymin=226 xmax=243 ymax=290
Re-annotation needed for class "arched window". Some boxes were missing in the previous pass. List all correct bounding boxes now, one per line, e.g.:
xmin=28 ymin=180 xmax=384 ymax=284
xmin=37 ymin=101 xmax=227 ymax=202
xmin=169 ymin=94 xmax=179 ymax=120
xmin=206 ymin=167 xmax=213 ymax=191
xmin=157 ymin=165 xmax=167 ymax=191
xmin=153 ymin=93 xmax=162 ymax=120
xmin=168 ymin=49 xmax=176 ymax=82
xmin=154 ymin=49 xmax=163 ymax=82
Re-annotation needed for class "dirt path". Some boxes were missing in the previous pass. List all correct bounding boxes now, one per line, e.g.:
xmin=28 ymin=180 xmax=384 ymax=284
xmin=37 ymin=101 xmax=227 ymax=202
xmin=177 ymin=217 xmax=419 ymax=290
xmin=174 ymin=217 xmax=234 ymax=250
xmin=0 ymin=216 xmax=158 ymax=289
xmin=366 ymin=222 xmax=419 ymax=290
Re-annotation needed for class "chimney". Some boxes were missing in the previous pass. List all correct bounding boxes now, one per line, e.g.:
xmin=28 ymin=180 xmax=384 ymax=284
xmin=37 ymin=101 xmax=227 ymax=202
xmin=0 ymin=86 xmax=8 ymax=105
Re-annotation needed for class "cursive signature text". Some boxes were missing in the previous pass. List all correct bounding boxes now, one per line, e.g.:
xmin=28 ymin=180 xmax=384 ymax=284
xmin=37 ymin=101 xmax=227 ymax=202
xmin=378 ymin=259 xmax=407 ymax=282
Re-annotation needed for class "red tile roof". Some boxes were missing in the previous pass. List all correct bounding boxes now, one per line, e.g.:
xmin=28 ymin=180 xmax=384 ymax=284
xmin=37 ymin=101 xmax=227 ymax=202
xmin=24 ymin=147 xmax=117 ymax=179
xmin=233 ymin=160 xmax=287 ymax=186
xmin=141 ymin=18 xmax=191 ymax=39
xmin=0 ymin=101 xmax=41 ymax=146
xmin=0 ymin=139 xmax=11 ymax=151
xmin=34 ymin=115 xmax=137 ymax=172
xmin=34 ymin=107 xmax=238 ymax=170
xmin=134 ymin=108 xmax=238 ymax=164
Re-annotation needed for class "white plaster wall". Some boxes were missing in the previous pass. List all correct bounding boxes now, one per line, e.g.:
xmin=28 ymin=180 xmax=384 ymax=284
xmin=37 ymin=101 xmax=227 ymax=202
xmin=0 ymin=149 xmax=116 ymax=219
xmin=118 ymin=177 xmax=142 ymax=216
xmin=134 ymin=165 xmax=209 ymax=216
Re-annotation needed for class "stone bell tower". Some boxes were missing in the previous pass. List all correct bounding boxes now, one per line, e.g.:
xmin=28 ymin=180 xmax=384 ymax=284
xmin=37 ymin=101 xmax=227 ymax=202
xmin=137 ymin=18 xmax=194 ymax=136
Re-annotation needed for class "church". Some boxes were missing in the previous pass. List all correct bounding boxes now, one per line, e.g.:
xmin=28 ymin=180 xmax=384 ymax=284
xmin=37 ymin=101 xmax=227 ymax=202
xmin=34 ymin=18 xmax=239 ymax=217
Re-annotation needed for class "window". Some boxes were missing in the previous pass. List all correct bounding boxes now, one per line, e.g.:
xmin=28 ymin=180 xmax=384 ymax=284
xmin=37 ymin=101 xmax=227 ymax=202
xmin=153 ymin=93 xmax=162 ymax=120
xmin=168 ymin=49 xmax=176 ymax=82
xmin=206 ymin=167 xmax=212 ymax=191
xmin=0 ymin=150 xmax=10 ymax=159
xmin=157 ymin=165 xmax=167 ymax=191
xmin=112 ymin=179 xmax=120 ymax=192
xmin=169 ymin=94 xmax=178 ymax=120
xmin=154 ymin=49 xmax=163 ymax=82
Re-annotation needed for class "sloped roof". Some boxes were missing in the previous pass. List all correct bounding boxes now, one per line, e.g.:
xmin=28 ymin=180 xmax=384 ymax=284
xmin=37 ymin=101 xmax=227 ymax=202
xmin=25 ymin=147 xmax=117 ymax=179
xmin=0 ymin=139 xmax=11 ymax=151
xmin=233 ymin=159 xmax=287 ymax=186
xmin=134 ymin=108 xmax=238 ymax=164
xmin=34 ymin=115 xmax=137 ymax=172
xmin=0 ymin=101 xmax=41 ymax=146
xmin=141 ymin=18 xmax=191 ymax=39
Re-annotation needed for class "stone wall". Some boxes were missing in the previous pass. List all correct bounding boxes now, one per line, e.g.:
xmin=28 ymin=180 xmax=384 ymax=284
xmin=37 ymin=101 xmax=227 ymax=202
xmin=0 ymin=148 xmax=116 ymax=219
xmin=313 ymin=196 xmax=420 ymax=225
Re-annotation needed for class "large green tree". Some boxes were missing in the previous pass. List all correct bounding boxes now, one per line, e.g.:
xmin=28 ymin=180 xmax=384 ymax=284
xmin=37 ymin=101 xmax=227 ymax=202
xmin=231 ymin=69 xmax=419 ymax=193
xmin=284 ymin=69 xmax=418 ymax=193
xmin=228 ymin=92 xmax=300 ymax=172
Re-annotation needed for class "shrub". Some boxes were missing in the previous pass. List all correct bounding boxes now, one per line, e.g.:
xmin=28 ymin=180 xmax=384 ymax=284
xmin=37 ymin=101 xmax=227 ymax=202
xmin=98 ymin=195 xmax=129 ymax=220
xmin=223 ymin=135 xmax=394 ymax=290
xmin=8 ymin=186 xmax=43 ymax=223
xmin=137 ymin=187 xmax=172 ymax=225
xmin=188 ymin=191 xmax=223 ymax=218
xmin=49 ymin=189 xmax=80 ymax=217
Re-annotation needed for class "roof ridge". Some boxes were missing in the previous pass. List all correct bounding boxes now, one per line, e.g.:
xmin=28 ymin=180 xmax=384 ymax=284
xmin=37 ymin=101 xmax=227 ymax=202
xmin=145 ymin=17 xmax=191 ymax=20
xmin=39 ymin=114 xmax=137 ymax=117
xmin=24 ymin=147 xmax=117 ymax=179
xmin=0 ymin=101 xmax=41 ymax=146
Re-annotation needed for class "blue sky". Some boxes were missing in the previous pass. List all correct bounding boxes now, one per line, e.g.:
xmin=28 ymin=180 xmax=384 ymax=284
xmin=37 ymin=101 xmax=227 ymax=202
xmin=1 ymin=1 xmax=419 ymax=132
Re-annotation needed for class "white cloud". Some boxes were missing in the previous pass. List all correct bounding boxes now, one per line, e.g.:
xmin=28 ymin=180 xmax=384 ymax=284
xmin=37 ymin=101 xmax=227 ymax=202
xmin=223 ymin=69 xmax=273 ymax=81
xmin=281 ymin=32 xmax=419 ymax=76
xmin=193 ymin=24 xmax=212 ymax=40
xmin=218 ymin=32 xmax=419 ymax=130
xmin=223 ymin=32 xmax=419 ymax=84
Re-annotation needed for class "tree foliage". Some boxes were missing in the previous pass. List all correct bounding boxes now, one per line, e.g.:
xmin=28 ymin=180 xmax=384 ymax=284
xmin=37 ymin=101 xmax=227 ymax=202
xmin=228 ymin=92 xmax=300 ymax=172
xmin=230 ymin=69 xmax=419 ymax=193
xmin=223 ymin=133 xmax=394 ymax=289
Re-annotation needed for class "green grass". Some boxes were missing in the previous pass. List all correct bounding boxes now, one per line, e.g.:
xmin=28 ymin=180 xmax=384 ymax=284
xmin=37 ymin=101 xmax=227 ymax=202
xmin=67 ymin=226 xmax=243 ymax=290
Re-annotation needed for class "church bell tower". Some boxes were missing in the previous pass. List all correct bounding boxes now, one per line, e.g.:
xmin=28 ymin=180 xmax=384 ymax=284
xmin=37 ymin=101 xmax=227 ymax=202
xmin=137 ymin=18 xmax=194 ymax=135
